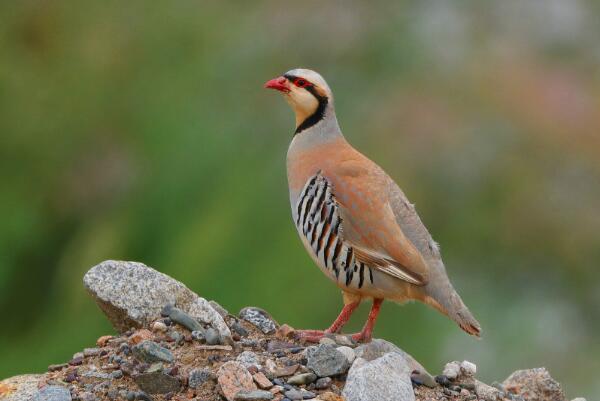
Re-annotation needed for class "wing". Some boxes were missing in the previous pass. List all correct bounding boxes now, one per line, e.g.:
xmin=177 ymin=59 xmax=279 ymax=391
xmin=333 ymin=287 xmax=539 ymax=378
xmin=323 ymin=158 xmax=431 ymax=286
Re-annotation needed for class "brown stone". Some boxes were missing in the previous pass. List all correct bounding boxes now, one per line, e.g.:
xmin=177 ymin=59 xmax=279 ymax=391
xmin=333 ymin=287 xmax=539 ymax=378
xmin=217 ymin=361 xmax=257 ymax=401
xmin=276 ymin=324 xmax=295 ymax=339
xmin=503 ymin=368 xmax=565 ymax=401
xmin=129 ymin=329 xmax=154 ymax=345
xmin=252 ymin=372 xmax=272 ymax=389
xmin=317 ymin=392 xmax=345 ymax=401
xmin=96 ymin=335 xmax=114 ymax=347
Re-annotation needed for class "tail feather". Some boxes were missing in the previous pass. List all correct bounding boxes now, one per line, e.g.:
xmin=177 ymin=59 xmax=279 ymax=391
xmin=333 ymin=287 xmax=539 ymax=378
xmin=423 ymin=266 xmax=482 ymax=337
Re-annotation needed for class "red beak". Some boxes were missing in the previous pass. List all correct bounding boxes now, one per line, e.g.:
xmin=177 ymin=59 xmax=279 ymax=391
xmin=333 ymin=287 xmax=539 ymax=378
xmin=264 ymin=76 xmax=290 ymax=93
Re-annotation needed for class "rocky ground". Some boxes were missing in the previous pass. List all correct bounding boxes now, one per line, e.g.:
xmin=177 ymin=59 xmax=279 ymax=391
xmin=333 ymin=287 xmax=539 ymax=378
xmin=0 ymin=261 xmax=586 ymax=401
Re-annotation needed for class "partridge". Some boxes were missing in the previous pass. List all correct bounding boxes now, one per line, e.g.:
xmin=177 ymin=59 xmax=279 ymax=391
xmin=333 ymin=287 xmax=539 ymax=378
xmin=265 ymin=68 xmax=481 ymax=342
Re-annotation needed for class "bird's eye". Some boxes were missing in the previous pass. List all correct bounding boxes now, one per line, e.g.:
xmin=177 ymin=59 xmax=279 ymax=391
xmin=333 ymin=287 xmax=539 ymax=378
xmin=294 ymin=78 xmax=308 ymax=88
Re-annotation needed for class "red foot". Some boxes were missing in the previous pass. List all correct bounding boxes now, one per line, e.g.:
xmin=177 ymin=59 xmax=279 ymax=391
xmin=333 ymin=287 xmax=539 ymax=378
xmin=349 ymin=330 xmax=373 ymax=343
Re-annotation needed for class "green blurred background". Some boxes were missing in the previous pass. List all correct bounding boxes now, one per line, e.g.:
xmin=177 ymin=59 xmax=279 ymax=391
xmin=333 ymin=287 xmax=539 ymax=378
xmin=1 ymin=1 xmax=599 ymax=399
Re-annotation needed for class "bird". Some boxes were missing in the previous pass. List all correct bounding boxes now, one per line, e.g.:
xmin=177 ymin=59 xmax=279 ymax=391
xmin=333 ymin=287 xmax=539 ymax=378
xmin=264 ymin=68 xmax=481 ymax=343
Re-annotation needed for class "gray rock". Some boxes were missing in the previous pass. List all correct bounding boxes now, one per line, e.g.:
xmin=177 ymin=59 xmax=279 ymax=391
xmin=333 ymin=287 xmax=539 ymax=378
xmin=336 ymin=346 xmax=356 ymax=364
xmin=134 ymin=372 xmax=181 ymax=394
xmin=503 ymin=368 xmax=566 ymax=401
xmin=305 ymin=344 xmax=350 ymax=377
xmin=342 ymin=353 xmax=415 ymax=401
xmin=236 ymin=351 xmax=261 ymax=369
xmin=34 ymin=385 xmax=72 ymax=401
xmin=188 ymin=368 xmax=213 ymax=388
xmin=474 ymin=380 xmax=502 ymax=401
xmin=132 ymin=341 xmax=174 ymax=363
xmin=315 ymin=377 xmax=332 ymax=389
xmin=443 ymin=361 xmax=461 ymax=380
xmin=234 ymin=390 xmax=274 ymax=400
xmin=461 ymin=360 xmax=477 ymax=376
xmin=209 ymin=300 xmax=230 ymax=318
xmin=283 ymin=389 xmax=304 ymax=400
xmin=286 ymin=372 xmax=317 ymax=385
xmin=354 ymin=338 xmax=435 ymax=387
xmin=239 ymin=307 xmax=277 ymax=334
xmin=83 ymin=260 xmax=231 ymax=342
xmin=161 ymin=304 xmax=204 ymax=332
xmin=205 ymin=327 xmax=221 ymax=345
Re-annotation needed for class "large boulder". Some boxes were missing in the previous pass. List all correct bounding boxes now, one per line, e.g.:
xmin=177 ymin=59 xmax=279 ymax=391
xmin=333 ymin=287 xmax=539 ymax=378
xmin=354 ymin=339 xmax=435 ymax=387
xmin=503 ymin=368 xmax=566 ymax=401
xmin=342 ymin=352 xmax=415 ymax=401
xmin=83 ymin=260 xmax=231 ymax=342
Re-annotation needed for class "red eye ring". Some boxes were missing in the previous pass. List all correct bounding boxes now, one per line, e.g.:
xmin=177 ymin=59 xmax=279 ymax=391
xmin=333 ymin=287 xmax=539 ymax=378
xmin=294 ymin=78 xmax=309 ymax=88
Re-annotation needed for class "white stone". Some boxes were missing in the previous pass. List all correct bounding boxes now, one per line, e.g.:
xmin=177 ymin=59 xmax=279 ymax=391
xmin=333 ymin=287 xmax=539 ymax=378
xmin=336 ymin=346 xmax=356 ymax=364
xmin=342 ymin=353 xmax=415 ymax=401
xmin=443 ymin=361 xmax=461 ymax=380
xmin=460 ymin=360 xmax=477 ymax=376
xmin=152 ymin=321 xmax=167 ymax=332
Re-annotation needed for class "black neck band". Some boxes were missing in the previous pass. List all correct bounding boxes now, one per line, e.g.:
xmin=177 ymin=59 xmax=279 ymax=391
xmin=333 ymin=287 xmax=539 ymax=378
xmin=284 ymin=74 xmax=329 ymax=135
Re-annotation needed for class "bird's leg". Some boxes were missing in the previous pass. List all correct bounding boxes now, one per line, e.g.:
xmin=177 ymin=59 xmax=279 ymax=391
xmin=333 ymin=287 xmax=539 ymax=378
xmin=295 ymin=301 xmax=360 ymax=342
xmin=349 ymin=298 xmax=383 ymax=343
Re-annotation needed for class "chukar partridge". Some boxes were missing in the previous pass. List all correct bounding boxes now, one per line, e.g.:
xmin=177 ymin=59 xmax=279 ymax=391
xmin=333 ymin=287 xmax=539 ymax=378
xmin=265 ymin=68 xmax=481 ymax=342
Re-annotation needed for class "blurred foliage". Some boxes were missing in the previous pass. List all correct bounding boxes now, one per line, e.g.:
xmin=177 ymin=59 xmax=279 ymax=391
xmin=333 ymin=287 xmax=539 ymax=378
xmin=1 ymin=1 xmax=599 ymax=398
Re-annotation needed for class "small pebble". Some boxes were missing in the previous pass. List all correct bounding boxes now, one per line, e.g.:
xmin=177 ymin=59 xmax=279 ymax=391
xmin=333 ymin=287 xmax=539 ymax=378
xmin=48 ymin=363 xmax=69 ymax=372
xmin=318 ymin=338 xmax=336 ymax=346
xmin=162 ymin=304 xmax=204 ymax=332
xmin=231 ymin=321 xmax=249 ymax=337
xmin=110 ymin=370 xmax=123 ymax=379
xmin=315 ymin=377 xmax=332 ymax=390
xmin=287 ymin=373 xmax=317 ymax=385
xmin=284 ymin=389 xmax=304 ymax=400
xmin=191 ymin=330 xmax=205 ymax=342
xmin=152 ymin=321 xmax=168 ymax=333
xmin=205 ymin=327 xmax=221 ymax=345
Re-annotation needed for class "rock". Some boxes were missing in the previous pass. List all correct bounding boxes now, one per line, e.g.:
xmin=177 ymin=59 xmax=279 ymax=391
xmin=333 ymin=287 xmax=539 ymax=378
xmin=460 ymin=360 xmax=477 ymax=376
xmin=234 ymin=389 xmax=275 ymax=400
xmin=354 ymin=339 xmax=435 ymax=387
xmin=276 ymin=324 xmax=295 ymax=339
xmin=205 ymin=327 xmax=221 ymax=345
xmin=218 ymin=361 xmax=257 ymax=401
xmin=134 ymin=372 xmax=181 ymax=394
xmin=316 ymin=392 xmax=344 ymax=401
xmin=332 ymin=335 xmax=355 ymax=347
xmin=132 ymin=341 xmax=174 ymax=363
xmin=314 ymin=377 xmax=332 ymax=390
xmin=239 ymin=307 xmax=277 ymax=334
xmin=0 ymin=376 xmax=42 ymax=401
xmin=161 ymin=304 xmax=204 ymax=332
xmin=252 ymin=372 xmax=273 ymax=389
xmin=318 ymin=338 xmax=336 ymax=346
xmin=571 ymin=398 xmax=586 ymax=401
xmin=283 ymin=389 xmax=304 ymax=400
xmin=48 ymin=364 xmax=68 ymax=372
xmin=503 ymin=368 xmax=566 ymax=401
xmin=443 ymin=361 xmax=461 ymax=380
xmin=305 ymin=344 xmax=350 ymax=377
xmin=474 ymin=380 xmax=502 ymax=401
xmin=188 ymin=368 xmax=213 ymax=388
xmin=152 ymin=321 xmax=168 ymax=333
xmin=128 ymin=329 xmax=154 ymax=345
xmin=209 ymin=300 xmax=230 ymax=317
xmin=34 ymin=385 xmax=72 ymax=401
xmin=83 ymin=260 xmax=231 ymax=342
xmin=237 ymin=351 xmax=261 ymax=369
xmin=231 ymin=321 xmax=249 ymax=337
xmin=335 ymin=346 xmax=355 ymax=364
xmin=287 ymin=373 xmax=317 ymax=385
xmin=96 ymin=335 xmax=114 ymax=347
xmin=83 ymin=348 xmax=101 ymax=357
xmin=342 ymin=353 xmax=415 ymax=401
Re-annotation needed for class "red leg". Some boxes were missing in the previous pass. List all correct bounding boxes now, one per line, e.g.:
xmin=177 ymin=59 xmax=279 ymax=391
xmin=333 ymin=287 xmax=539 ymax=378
xmin=350 ymin=298 xmax=383 ymax=343
xmin=295 ymin=301 xmax=360 ymax=342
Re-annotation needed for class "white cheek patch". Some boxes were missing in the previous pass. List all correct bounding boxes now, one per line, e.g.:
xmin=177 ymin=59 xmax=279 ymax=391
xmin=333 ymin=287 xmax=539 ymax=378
xmin=288 ymin=87 xmax=319 ymax=118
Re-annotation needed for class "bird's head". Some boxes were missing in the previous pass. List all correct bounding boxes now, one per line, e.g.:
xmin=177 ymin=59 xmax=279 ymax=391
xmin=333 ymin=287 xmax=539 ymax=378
xmin=264 ymin=68 xmax=334 ymax=134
